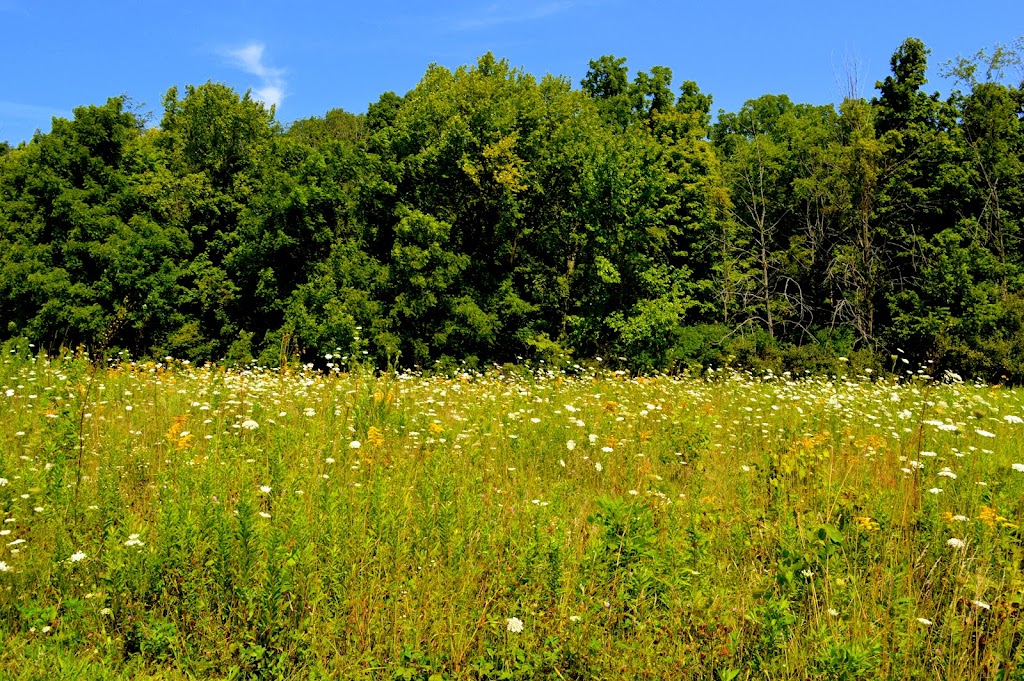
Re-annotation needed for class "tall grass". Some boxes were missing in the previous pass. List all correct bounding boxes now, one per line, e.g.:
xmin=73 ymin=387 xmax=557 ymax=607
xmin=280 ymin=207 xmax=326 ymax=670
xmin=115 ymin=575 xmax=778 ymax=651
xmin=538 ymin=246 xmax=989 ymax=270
xmin=1 ymin=348 xmax=1023 ymax=679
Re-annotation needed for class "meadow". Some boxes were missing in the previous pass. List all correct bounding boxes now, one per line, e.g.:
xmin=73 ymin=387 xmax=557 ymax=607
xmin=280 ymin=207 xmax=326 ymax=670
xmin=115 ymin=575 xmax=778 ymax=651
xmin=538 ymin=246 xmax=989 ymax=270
xmin=2 ymin=348 xmax=1024 ymax=680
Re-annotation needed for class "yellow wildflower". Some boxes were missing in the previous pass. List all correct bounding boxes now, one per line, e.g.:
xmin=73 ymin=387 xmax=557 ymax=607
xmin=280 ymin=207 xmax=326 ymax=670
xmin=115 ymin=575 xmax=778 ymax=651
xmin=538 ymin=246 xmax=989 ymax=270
xmin=978 ymin=506 xmax=1007 ymax=527
xmin=367 ymin=426 xmax=385 ymax=447
xmin=853 ymin=516 xmax=880 ymax=532
xmin=165 ymin=415 xmax=192 ymax=451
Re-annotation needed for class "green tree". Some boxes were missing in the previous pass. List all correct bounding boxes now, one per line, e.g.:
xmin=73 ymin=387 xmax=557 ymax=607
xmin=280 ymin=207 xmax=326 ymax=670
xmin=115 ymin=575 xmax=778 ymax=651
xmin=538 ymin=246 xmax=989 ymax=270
xmin=581 ymin=55 xmax=637 ymax=130
xmin=871 ymin=38 xmax=960 ymax=352
xmin=0 ymin=98 xmax=189 ymax=353
xmin=713 ymin=95 xmax=831 ymax=341
xmin=156 ymin=82 xmax=280 ymax=359
xmin=944 ymin=42 xmax=1024 ymax=294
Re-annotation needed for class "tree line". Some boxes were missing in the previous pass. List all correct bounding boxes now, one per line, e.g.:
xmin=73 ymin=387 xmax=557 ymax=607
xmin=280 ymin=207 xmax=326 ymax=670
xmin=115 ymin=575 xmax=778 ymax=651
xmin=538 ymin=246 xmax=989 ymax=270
xmin=1 ymin=38 xmax=1023 ymax=379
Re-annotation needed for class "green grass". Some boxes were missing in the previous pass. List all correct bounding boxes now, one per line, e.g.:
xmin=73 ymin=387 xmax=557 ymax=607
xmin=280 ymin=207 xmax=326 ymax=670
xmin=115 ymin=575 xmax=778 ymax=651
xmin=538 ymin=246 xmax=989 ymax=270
xmin=2 ymin=351 xmax=1024 ymax=679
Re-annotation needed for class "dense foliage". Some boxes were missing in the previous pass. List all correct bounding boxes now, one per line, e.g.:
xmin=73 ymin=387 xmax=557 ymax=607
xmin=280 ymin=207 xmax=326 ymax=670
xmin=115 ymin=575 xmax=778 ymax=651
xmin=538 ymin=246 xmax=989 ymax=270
xmin=1 ymin=38 xmax=1023 ymax=379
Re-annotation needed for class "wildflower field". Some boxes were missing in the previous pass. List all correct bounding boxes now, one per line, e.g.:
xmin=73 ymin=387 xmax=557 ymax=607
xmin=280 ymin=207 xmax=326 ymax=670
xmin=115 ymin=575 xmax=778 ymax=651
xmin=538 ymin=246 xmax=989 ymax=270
xmin=3 ymin=349 xmax=1024 ymax=680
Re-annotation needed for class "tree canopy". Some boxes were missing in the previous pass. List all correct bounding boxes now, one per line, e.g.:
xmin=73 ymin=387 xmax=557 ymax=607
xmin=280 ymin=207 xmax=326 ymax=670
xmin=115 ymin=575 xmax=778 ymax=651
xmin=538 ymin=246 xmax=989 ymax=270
xmin=3 ymin=39 xmax=1024 ymax=379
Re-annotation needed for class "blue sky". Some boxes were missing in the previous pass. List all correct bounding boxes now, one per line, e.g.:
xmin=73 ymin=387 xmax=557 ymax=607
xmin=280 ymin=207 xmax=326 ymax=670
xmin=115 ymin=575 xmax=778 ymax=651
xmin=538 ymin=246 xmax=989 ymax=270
xmin=1 ymin=0 xmax=1021 ymax=144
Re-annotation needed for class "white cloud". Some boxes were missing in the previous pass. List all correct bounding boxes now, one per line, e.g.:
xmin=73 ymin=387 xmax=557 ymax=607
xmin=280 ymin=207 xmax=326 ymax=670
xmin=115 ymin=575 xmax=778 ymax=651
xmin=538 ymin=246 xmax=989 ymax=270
xmin=224 ymin=42 xmax=285 ymax=111
xmin=456 ymin=1 xmax=575 ymax=30
xmin=0 ymin=100 xmax=69 ymax=141
xmin=0 ymin=100 xmax=67 ymax=120
xmin=254 ymin=85 xmax=285 ymax=110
